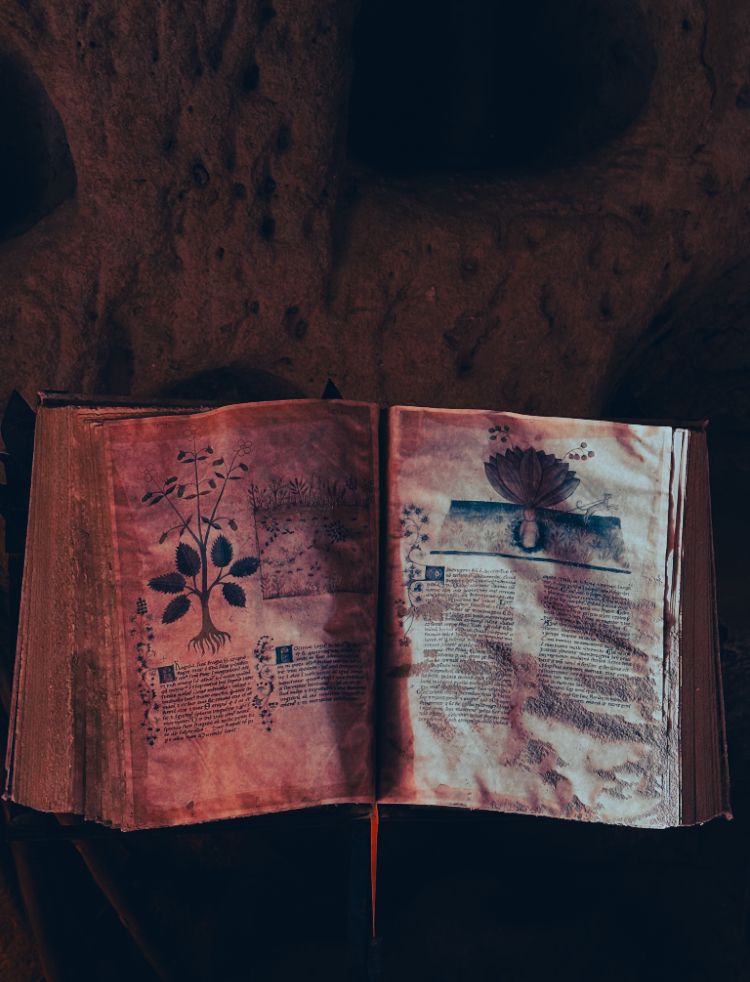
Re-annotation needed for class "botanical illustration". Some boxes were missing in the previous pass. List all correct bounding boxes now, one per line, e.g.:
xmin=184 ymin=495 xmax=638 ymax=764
xmin=485 ymin=426 xmax=581 ymax=549
xmin=142 ymin=440 xmax=260 ymax=653
xmin=435 ymin=427 xmax=627 ymax=572
xmin=128 ymin=597 xmax=161 ymax=747
xmin=394 ymin=504 xmax=444 ymax=646
xmin=249 ymin=475 xmax=373 ymax=599
xmin=252 ymin=635 xmax=277 ymax=732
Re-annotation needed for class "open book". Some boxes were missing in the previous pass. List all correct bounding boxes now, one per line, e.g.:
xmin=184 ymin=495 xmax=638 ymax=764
xmin=4 ymin=395 xmax=730 ymax=829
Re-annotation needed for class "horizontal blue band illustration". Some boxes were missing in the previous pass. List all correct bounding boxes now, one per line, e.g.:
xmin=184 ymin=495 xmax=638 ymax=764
xmin=429 ymin=550 xmax=631 ymax=575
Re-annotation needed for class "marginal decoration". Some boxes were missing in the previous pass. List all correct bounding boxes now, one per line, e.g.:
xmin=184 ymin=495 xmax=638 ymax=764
xmin=128 ymin=597 xmax=161 ymax=747
xmin=252 ymin=635 xmax=277 ymax=732
xmin=394 ymin=503 xmax=436 ymax=645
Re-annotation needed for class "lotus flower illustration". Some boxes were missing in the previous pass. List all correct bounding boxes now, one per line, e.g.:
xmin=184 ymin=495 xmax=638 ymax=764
xmin=484 ymin=447 xmax=580 ymax=550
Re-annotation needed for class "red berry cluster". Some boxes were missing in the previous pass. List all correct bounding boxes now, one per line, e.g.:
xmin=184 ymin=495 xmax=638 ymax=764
xmin=488 ymin=423 xmax=512 ymax=444
xmin=567 ymin=441 xmax=595 ymax=461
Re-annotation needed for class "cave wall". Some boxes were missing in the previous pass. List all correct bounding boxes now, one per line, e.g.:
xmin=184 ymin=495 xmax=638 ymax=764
xmin=0 ymin=0 xmax=747 ymax=418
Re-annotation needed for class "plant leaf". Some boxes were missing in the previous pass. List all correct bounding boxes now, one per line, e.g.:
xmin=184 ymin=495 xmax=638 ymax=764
xmin=149 ymin=571 xmax=186 ymax=593
xmin=176 ymin=542 xmax=201 ymax=576
xmin=222 ymin=582 xmax=246 ymax=607
xmin=148 ymin=494 xmax=164 ymax=505
xmin=162 ymin=594 xmax=191 ymax=623
xmin=229 ymin=556 xmax=259 ymax=577
xmin=228 ymin=519 xmax=238 ymax=531
xmin=211 ymin=535 xmax=233 ymax=567
xmin=165 ymin=476 xmax=177 ymax=485
xmin=213 ymin=458 xmax=224 ymax=466
xmin=177 ymin=451 xmax=186 ymax=460
xmin=142 ymin=491 xmax=153 ymax=502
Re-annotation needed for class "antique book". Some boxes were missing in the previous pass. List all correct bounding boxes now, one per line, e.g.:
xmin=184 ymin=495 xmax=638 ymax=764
xmin=3 ymin=394 xmax=730 ymax=830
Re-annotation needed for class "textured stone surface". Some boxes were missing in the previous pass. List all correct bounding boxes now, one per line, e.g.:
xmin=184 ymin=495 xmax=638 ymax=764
xmin=1 ymin=0 xmax=750 ymax=978
xmin=0 ymin=1 xmax=746 ymax=419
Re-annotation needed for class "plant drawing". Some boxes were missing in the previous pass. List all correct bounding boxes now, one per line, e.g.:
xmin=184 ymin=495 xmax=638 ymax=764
xmin=142 ymin=439 xmax=259 ymax=653
xmin=249 ymin=474 xmax=373 ymax=599
xmin=485 ymin=446 xmax=580 ymax=550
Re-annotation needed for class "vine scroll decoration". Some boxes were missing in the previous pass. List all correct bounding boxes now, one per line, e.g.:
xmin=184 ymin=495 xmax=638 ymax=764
xmin=394 ymin=503 xmax=432 ymax=646
xmin=129 ymin=597 xmax=162 ymax=746
xmin=252 ymin=635 xmax=277 ymax=732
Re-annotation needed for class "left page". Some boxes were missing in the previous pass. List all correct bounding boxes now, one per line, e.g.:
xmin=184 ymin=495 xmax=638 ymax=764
xmin=94 ymin=399 xmax=378 ymax=829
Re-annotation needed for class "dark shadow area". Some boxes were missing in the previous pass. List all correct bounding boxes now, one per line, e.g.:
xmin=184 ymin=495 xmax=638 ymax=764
xmin=348 ymin=0 xmax=655 ymax=175
xmin=162 ymin=365 xmax=305 ymax=403
xmin=4 ymin=808 xmax=360 ymax=982
xmin=0 ymin=52 xmax=76 ymax=242
xmin=608 ymin=262 xmax=750 ymax=630
xmin=377 ymin=810 xmax=748 ymax=982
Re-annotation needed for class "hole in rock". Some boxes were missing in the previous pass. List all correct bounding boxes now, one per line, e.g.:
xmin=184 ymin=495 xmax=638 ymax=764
xmin=0 ymin=52 xmax=76 ymax=241
xmin=608 ymin=264 xmax=750 ymax=629
xmin=348 ymin=0 xmax=656 ymax=174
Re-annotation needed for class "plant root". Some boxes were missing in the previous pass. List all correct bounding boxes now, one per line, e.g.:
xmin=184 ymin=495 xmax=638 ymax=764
xmin=188 ymin=627 xmax=231 ymax=655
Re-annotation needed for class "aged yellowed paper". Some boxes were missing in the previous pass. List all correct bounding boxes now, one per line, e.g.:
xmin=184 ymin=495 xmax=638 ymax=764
xmin=98 ymin=400 xmax=378 ymax=829
xmin=381 ymin=407 xmax=678 ymax=827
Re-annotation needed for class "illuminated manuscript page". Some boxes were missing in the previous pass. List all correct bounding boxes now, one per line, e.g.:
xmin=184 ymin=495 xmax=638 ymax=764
xmin=98 ymin=400 xmax=378 ymax=829
xmin=380 ymin=407 xmax=679 ymax=827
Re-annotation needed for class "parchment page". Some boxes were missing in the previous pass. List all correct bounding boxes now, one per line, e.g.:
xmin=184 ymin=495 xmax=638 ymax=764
xmin=97 ymin=400 xmax=377 ymax=829
xmin=380 ymin=407 xmax=677 ymax=827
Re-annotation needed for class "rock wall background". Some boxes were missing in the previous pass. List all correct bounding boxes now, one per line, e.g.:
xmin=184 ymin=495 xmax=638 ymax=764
xmin=1 ymin=1 xmax=750 ymax=978
xmin=0 ymin=0 xmax=748 ymax=416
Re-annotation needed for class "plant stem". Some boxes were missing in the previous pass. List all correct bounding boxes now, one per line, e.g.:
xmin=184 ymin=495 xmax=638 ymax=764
xmin=204 ymin=449 xmax=240 ymax=543
xmin=160 ymin=483 xmax=203 ymax=551
xmin=192 ymin=437 xmax=209 ymax=604
xmin=207 ymin=567 xmax=229 ymax=595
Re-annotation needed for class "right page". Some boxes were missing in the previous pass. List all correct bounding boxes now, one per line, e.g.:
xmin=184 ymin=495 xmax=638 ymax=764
xmin=379 ymin=407 xmax=680 ymax=828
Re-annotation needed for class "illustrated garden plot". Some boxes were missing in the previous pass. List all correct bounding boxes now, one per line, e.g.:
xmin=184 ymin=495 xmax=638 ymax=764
xmin=249 ymin=477 xmax=373 ymax=599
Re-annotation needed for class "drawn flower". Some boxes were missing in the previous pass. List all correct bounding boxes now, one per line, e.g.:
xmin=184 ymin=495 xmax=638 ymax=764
xmin=485 ymin=447 xmax=579 ymax=509
xmin=484 ymin=447 xmax=580 ymax=550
